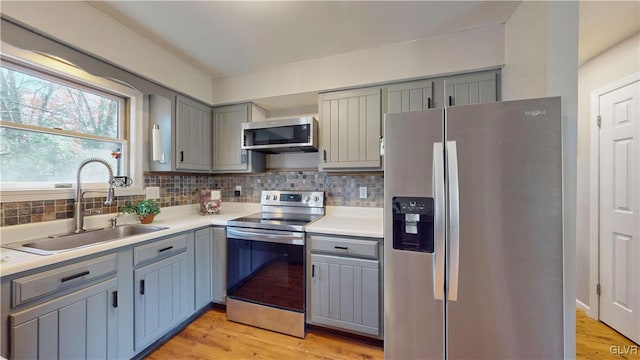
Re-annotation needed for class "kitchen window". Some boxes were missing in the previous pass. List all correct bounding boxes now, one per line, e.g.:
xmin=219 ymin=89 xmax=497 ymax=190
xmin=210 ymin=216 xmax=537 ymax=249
xmin=0 ymin=47 xmax=144 ymax=200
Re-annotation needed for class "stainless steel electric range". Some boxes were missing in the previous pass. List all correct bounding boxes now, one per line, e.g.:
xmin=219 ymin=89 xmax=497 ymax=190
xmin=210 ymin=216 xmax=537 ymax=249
xmin=226 ymin=190 xmax=324 ymax=338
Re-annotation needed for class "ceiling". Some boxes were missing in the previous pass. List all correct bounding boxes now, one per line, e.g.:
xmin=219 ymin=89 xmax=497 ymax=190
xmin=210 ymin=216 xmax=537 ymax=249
xmin=88 ymin=1 xmax=522 ymax=79
xmin=578 ymin=1 xmax=640 ymax=65
xmin=86 ymin=1 xmax=639 ymax=110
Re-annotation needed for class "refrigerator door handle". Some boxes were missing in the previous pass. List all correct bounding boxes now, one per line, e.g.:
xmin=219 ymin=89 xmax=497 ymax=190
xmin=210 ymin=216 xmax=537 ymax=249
xmin=433 ymin=142 xmax=445 ymax=301
xmin=447 ymin=141 xmax=460 ymax=301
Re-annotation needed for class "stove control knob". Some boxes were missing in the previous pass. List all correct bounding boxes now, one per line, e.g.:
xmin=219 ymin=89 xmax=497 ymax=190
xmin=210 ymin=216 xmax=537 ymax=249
xmin=313 ymin=196 xmax=319 ymax=202
xmin=265 ymin=195 xmax=271 ymax=200
xmin=304 ymin=196 xmax=310 ymax=202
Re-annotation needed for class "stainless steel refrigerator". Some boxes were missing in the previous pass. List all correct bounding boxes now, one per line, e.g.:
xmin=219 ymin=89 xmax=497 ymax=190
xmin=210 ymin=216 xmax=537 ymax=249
xmin=383 ymin=97 xmax=564 ymax=359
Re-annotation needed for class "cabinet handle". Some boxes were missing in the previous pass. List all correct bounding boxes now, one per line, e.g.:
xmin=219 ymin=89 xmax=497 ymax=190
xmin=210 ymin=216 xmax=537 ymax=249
xmin=427 ymin=97 xmax=432 ymax=109
xmin=61 ymin=271 xmax=90 ymax=283
xmin=334 ymin=246 xmax=348 ymax=250
xmin=140 ymin=279 xmax=145 ymax=295
xmin=312 ymin=264 xmax=315 ymax=278
xmin=180 ymin=151 xmax=184 ymax=162
xmin=323 ymin=150 xmax=327 ymax=162
xmin=157 ymin=246 xmax=173 ymax=253
xmin=112 ymin=291 xmax=118 ymax=308
xmin=448 ymin=96 xmax=454 ymax=106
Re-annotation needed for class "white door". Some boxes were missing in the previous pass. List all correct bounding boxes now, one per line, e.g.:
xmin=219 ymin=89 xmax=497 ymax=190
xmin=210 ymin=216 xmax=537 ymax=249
xmin=599 ymin=78 xmax=640 ymax=343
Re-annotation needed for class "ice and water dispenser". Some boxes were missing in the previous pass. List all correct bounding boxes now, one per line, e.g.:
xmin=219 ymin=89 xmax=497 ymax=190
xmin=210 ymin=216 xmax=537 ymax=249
xmin=392 ymin=197 xmax=434 ymax=253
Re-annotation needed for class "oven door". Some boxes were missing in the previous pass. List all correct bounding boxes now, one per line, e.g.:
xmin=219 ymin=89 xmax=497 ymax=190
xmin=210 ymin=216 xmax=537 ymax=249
xmin=226 ymin=227 xmax=305 ymax=312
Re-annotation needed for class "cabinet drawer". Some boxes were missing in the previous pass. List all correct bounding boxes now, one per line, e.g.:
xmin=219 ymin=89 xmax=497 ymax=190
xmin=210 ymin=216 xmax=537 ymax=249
xmin=309 ymin=234 xmax=378 ymax=259
xmin=134 ymin=234 xmax=187 ymax=266
xmin=12 ymin=253 xmax=117 ymax=307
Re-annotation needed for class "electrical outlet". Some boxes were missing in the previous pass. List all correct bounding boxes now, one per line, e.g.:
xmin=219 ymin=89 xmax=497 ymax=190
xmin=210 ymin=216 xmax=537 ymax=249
xmin=235 ymin=185 xmax=242 ymax=197
xmin=145 ymin=186 xmax=160 ymax=199
xmin=359 ymin=187 xmax=367 ymax=199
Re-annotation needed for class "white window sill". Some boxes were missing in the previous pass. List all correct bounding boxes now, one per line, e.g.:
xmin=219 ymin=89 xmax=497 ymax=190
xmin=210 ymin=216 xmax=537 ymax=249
xmin=0 ymin=187 xmax=146 ymax=203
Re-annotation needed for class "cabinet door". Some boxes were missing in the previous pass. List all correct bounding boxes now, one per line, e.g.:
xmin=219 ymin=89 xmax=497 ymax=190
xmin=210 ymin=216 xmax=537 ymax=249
xmin=134 ymin=252 xmax=191 ymax=351
xmin=194 ymin=228 xmax=212 ymax=309
xmin=176 ymin=96 xmax=212 ymax=171
xmin=319 ymin=87 xmax=382 ymax=170
xmin=444 ymin=72 xmax=497 ymax=107
xmin=310 ymin=254 xmax=379 ymax=336
xmin=211 ymin=104 xmax=265 ymax=173
xmin=212 ymin=104 xmax=248 ymax=172
xmin=10 ymin=279 xmax=118 ymax=360
xmin=388 ymin=80 xmax=434 ymax=113
xmin=211 ymin=227 xmax=227 ymax=304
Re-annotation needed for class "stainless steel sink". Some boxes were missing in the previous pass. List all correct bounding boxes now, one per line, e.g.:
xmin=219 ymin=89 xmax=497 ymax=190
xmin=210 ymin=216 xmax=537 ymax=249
xmin=3 ymin=225 xmax=168 ymax=255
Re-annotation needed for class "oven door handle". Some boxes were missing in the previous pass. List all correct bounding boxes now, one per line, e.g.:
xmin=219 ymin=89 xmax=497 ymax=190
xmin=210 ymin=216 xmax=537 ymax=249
xmin=227 ymin=227 xmax=304 ymax=245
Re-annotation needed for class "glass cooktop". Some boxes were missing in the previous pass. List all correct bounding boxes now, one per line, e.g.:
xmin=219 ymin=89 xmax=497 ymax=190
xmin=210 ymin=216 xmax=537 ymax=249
xmin=227 ymin=212 xmax=323 ymax=232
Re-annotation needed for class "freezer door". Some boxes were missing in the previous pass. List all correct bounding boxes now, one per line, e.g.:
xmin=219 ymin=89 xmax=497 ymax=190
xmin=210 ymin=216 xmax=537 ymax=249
xmin=445 ymin=97 xmax=564 ymax=359
xmin=383 ymin=108 xmax=444 ymax=359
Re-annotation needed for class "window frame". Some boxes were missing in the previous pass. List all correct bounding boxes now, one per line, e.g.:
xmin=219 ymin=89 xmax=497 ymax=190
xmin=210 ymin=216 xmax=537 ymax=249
xmin=0 ymin=43 xmax=145 ymax=202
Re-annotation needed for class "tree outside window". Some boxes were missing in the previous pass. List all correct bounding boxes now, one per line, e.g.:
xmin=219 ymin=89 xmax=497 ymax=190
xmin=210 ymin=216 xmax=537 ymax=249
xmin=0 ymin=60 xmax=126 ymax=185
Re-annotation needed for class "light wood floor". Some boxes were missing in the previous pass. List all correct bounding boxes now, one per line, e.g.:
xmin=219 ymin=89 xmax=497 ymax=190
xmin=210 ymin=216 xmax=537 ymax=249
xmin=576 ymin=309 xmax=638 ymax=360
xmin=146 ymin=307 xmax=383 ymax=360
xmin=147 ymin=308 xmax=637 ymax=359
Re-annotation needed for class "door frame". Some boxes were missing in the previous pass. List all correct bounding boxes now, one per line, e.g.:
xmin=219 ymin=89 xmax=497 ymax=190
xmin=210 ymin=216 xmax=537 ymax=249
xmin=589 ymin=72 xmax=640 ymax=320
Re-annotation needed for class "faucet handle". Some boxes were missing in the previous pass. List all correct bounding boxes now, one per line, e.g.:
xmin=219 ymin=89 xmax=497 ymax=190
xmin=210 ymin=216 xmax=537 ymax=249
xmin=109 ymin=217 xmax=118 ymax=228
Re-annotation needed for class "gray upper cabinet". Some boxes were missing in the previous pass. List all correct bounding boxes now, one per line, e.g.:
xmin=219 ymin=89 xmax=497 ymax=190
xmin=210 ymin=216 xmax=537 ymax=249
xmin=387 ymin=80 xmax=434 ymax=114
xmin=211 ymin=103 xmax=265 ymax=173
xmin=444 ymin=72 xmax=497 ymax=107
xmin=175 ymin=96 xmax=212 ymax=172
xmin=319 ymin=87 xmax=384 ymax=171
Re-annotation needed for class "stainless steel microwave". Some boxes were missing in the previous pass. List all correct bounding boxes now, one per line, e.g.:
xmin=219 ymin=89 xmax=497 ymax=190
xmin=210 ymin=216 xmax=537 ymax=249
xmin=241 ymin=117 xmax=318 ymax=153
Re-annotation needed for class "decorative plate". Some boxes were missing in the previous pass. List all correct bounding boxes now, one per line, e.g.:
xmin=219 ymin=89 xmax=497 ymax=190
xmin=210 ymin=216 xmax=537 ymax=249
xmin=205 ymin=200 xmax=220 ymax=214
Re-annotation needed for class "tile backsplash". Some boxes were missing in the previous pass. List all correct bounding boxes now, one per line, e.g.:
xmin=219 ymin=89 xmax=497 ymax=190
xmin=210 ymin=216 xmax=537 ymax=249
xmin=1 ymin=171 xmax=383 ymax=227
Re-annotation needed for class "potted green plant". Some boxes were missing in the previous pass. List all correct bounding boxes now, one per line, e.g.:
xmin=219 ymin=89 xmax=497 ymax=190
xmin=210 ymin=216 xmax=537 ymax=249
xmin=120 ymin=199 xmax=161 ymax=224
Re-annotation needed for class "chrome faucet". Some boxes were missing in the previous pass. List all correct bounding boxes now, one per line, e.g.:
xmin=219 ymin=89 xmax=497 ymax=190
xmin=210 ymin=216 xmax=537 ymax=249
xmin=74 ymin=158 xmax=115 ymax=233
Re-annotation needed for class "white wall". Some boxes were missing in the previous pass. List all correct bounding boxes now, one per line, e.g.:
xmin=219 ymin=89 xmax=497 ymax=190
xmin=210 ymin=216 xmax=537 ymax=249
xmin=0 ymin=1 xmax=213 ymax=104
xmin=576 ymin=33 xmax=640 ymax=308
xmin=502 ymin=3 xmax=548 ymax=99
xmin=212 ymin=25 xmax=505 ymax=105
xmin=504 ymin=2 xmax=579 ymax=358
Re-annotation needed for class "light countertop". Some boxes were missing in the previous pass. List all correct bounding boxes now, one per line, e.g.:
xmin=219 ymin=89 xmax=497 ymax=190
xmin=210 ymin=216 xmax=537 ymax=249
xmin=306 ymin=206 xmax=383 ymax=238
xmin=1 ymin=204 xmax=383 ymax=277
xmin=0 ymin=203 xmax=260 ymax=277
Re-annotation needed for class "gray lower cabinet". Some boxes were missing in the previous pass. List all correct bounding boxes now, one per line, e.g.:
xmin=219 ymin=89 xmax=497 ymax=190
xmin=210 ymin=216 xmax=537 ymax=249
xmin=133 ymin=233 xmax=194 ymax=352
xmin=307 ymin=233 xmax=382 ymax=337
xmin=210 ymin=227 xmax=227 ymax=304
xmin=9 ymin=278 xmax=119 ymax=360
xmin=319 ymin=87 xmax=384 ymax=171
xmin=310 ymin=254 xmax=380 ymax=336
xmin=211 ymin=103 xmax=265 ymax=173
xmin=194 ymin=226 xmax=227 ymax=307
xmin=194 ymin=228 xmax=212 ymax=310
xmin=134 ymin=252 xmax=191 ymax=351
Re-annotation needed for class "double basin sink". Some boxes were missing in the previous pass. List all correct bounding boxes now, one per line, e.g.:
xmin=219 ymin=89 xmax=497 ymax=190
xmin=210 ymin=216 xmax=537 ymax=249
xmin=3 ymin=225 xmax=168 ymax=255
